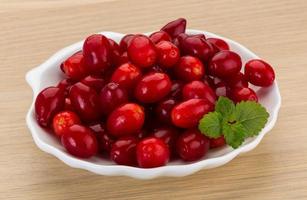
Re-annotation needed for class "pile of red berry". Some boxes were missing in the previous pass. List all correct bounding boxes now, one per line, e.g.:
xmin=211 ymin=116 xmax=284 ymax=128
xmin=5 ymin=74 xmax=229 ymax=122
xmin=34 ymin=18 xmax=275 ymax=168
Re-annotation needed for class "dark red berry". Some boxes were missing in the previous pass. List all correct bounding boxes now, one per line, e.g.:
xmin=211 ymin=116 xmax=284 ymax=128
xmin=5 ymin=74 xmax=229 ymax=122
xmin=155 ymin=41 xmax=180 ymax=68
xmin=110 ymin=136 xmax=138 ymax=166
xmin=230 ymin=87 xmax=258 ymax=103
xmin=225 ymin=72 xmax=248 ymax=89
xmin=175 ymin=56 xmax=205 ymax=82
xmin=207 ymin=38 xmax=230 ymax=51
xmin=149 ymin=31 xmax=171 ymax=44
xmin=181 ymin=36 xmax=213 ymax=62
xmin=209 ymin=136 xmax=226 ymax=149
xmin=111 ymin=63 xmax=142 ymax=90
xmin=176 ymin=129 xmax=209 ymax=161
xmin=182 ymin=81 xmax=217 ymax=104
xmin=119 ymin=34 xmax=134 ymax=52
xmin=81 ymin=75 xmax=105 ymax=92
xmin=155 ymin=98 xmax=177 ymax=124
xmin=244 ymin=59 xmax=275 ymax=87
xmin=137 ymin=137 xmax=170 ymax=168
xmin=61 ymin=51 xmax=88 ymax=80
xmin=161 ymin=18 xmax=187 ymax=39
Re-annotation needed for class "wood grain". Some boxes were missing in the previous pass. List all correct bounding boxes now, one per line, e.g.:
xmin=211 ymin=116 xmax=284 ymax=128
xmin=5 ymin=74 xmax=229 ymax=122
xmin=1 ymin=0 xmax=307 ymax=199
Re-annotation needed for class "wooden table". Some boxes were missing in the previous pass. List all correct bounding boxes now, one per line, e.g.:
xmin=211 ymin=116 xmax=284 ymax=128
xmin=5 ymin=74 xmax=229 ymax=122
xmin=1 ymin=0 xmax=307 ymax=199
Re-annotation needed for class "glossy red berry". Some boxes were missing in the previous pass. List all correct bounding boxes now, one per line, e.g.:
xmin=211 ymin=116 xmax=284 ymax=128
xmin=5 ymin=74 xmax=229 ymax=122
xmin=149 ymin=31 xmax=171 ymax=44
xmin=83 ymin=34 xmax=111 ymax=74
xmin=52 ymin=111 xmax=80 ymax=136
xmin=191 ymin=33 xmax=206 ymax=40
xmin=230 ymin=87 xmax=258 ymax=103
xmin=110 ymin=136 xmax=138 ymax=166
xmin=35 ymin=87 xmax=65 ymax=127
xmin=155 ymin=98 xmax=177 ymax=124
xmin=107 ymin=103 xmax=145 ymax=137
xmin=127 ymin=35 xmax=157 ymax=68
xmin=182 ymin=81 xmax=217 ymax=104
xmin=245 ymin=59 xmax=275 ymax=87
xmin=111 ymin=63 xmax=142 ymax=90
xmin=99 ymin=82 xmax=128 ymax=115
xmin=171 ymin=99 xmax=214 ymax=128
xmin=61 ymin=124 xmax=98 ymax=158
xmin=206 ymin=38 xmax=230 ymax=51
xmin=209 ymin=136 xmax=226 ymax=148
xmin=119 ymin=34 xmax=134 ymax=52
xmin=225 ymin=72 xmax=248 ymax=89
xmin=69 ymin=82 xmax=101 ymax=122
xmin=175 ymin=56 xmax=205 ymax=82
xmin=181 ymin=36 xmax=213 ymax=62
xmin=155 ymin=41 xmax=180 ymax=68
xmin=134 ymin=72 xmax=172 ymax=103
xmin=137 ymin=137 xmax=170 ymax=168
xmin=209 ymin=50 xmax=242 ymax=78
xmin=176 ymin=129 xmax=209 ymax=161
xmin=64 ymin=97 xmax=75 ymax=111
xmin=61 ymin=51 xmax=88 ymax=81
xmin=81 ymin=75 xmax=105 ymax=92
xmin=161 ymin=18 xmax=187 ymax=39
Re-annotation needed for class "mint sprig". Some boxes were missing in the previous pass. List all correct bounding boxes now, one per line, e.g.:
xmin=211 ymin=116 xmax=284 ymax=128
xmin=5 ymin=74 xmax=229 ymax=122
xmin=198 ymin=96 xmax=269 ymax=149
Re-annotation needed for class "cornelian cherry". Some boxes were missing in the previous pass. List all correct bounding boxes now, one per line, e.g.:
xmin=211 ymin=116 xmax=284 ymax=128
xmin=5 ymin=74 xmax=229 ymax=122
xmin=61 ymin=51 xmax=88 ymax=80
xmin=110 ymin=136 xmax=138 ymax=166
xmin=230 ymin=87 xmax=258 ymax=103
xmin=175 ymin=56 xmax=205 ymax=82
xmin=160 ymin=18 xmax=187 ymax=39
xmin=99 ymin=82 xmax=128 ymax=115
xmin=209 ymin=136 xmax=226 ymax=148
xmin=81 ymin=75 xmax=105 ymax=92
xmin=61 ymin=124 xmax=98 ymax=158
xmin=111 ymin=63 xmax=142 ymax=90
xmin=171 ymin=99 xmax=214 ymax=128
xmin=245 ymin=59 xmax=275 ymax=87
xmin=181 ymin=36 xmax=213 ymax=62
xmin=155 ymin=98 xmax=177 ymax=124
xmin=225 ymin=72 xmax=248 ymax=89
xmin=209 ymin=50 xmax=242 ymax=78
xmin=127 ymin=35 xmax=157 ymax=68
xmin=134 ymin=72 xmax=171 ymax=103
xmin=107 ymin=103 xmax=145 ymax=137
xmin=137 ymin=137 xmax=170 ymax=168
xmin=155 ymin=41 xmax=180 ymax=68
xmin=52 ymin=111 xmax=80 ymax=136
xmin=206 ymin=38 xmax=229 ymax=51
xmin=176 ymin=129 xmax=209 ymax=161
xmin=119 ymin=34 xmax=134 ymax=52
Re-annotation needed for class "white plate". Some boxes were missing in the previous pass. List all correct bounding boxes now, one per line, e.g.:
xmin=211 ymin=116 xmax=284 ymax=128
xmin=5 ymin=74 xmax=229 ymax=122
xmin=26 ymin=29 xmax=281 ymax=179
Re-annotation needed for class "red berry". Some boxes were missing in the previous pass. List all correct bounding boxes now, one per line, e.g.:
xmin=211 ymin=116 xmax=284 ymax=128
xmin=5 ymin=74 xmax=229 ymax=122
xmin=107 ymin=103 xmax=145 ymax=137
xmin=209 ymin=136 xmax=226 ymax=149
xmin=61 ymin=124 xmax=98 ymax=158
xmin=134 ymin=72 xmax=172 ymax=103
xmin=61 ymin=51 xmax=88 ymax=80
xmin=161 ymin=18 xmax=187 ymax=39
xmin=173 ymin=33 xmax=188 ymax=48
xmin=127 ymin=35 xmax=157 ymax=68
xmin=111 ymin=63 xmax=142 ymax=90
xmin=83 ymin=34 xmax=111 ymax=74
xmin=69 ymin=82 xmax=101 ymax=122
xmin=230 ymin=87 xmax=258 ymax=103
xmin=137 ymin=137 xmax=170 ymax=168
xmin=99 ymin=82 xmax=129 ymax=115
xmin=64 ymin=97 xmax=75 ymax=111
xmin=206 ymin=38 xmax=230 ymax=51
xmin=181 ymin=36 xmax=213 ymax=62
xmin=155 ymin=98 xmax=177 ymax=124
xmin=191 ymin=33 xmax=206 ymax=40
xmin=171 ymin=99 xmax=214 ymax=128
xmin=225 ymin=72 xmax=248 ymax=89
xmin=176 ymin=129 xmax=209 ymax=161
xmin=110 ymin=136 xmax=138 ymax=166
xmin=81 ymin=75 xmax=105 ymax=92
xmin=35 ymin=87 xmax=65 ymax=127
xmin=175 ymin=56 xmax=205 ymax=82
xmin=89 ymin=123 xmax=115 ymax=153
xmin=209 ymin=50 xmax=242 ymax=78
xmin=52 ymin=111 xmax=80 ymax=136
xmin=155 ymin=41 xmax=180 ymax=68
xmin=245 ymin=59 xmax=275 ymax=87
xmin=182 ymin=81 xmax=217 ymax=104
xmin=119 ymin=34 xmax=134 ymax=52
xmin=149 ymin=31 xmax=171 ymax=44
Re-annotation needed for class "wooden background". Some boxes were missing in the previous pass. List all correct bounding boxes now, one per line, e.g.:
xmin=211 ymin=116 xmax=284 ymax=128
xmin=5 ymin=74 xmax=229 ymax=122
xmin=1 ymin=0 xmax=307 ymax=199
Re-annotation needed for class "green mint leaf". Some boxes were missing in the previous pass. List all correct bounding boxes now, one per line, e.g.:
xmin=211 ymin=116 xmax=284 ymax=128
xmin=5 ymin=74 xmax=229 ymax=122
xmin=235 ymin=101 xmax=269 ymax=137
xmin=222 ymin=122 xmax=246 ymax=148
xmin=215 ymin=96 xmax=235 ymax=117
xmin=198 ymin=112 xmax=223 ymax=138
